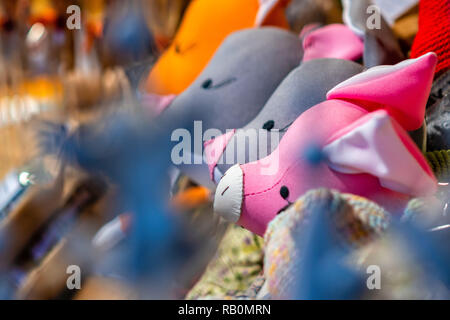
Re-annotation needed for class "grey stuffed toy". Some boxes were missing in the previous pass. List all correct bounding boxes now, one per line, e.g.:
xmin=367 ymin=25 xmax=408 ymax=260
xmin=161 ymin=27 xmax=304 ymax=132
xmin=158 ymin=27 xmax=304 ymax=187
xmin=211 ymin=58 xmax=363 ymax=182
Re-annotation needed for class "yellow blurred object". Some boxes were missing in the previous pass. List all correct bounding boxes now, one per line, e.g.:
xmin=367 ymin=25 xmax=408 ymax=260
xmin=83 ymin=0 xmax=104 ymax=38
xmin=0 ymin=75 xmax=63 ymax=180
xmin=74 ymin=277 xmax=137 ymax=300
xmin=20 ymin=76 xmax=62 ymax=99
xmin=172 ymin=186 xmax=211 ymax=211
xmin=145 ymin=0 xmax=290 ymax=95
xmin=29 ymin=0 xmax=57 ymax=24
xmin=393 ymin=8 xmax=419 ymax=49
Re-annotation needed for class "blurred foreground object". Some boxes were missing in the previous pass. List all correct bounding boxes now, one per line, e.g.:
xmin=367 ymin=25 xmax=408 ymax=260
xmin=143 ymin=0 xmax=190 ymax=49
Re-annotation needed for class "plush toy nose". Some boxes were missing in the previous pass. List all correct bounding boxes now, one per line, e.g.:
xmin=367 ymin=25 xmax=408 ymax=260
xmin=213 ymin=164 xmax=244 ymax=223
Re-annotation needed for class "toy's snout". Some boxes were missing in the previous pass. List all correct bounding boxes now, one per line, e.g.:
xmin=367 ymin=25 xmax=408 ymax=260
xmin=213 ymin=164 xmax=244 ymax=223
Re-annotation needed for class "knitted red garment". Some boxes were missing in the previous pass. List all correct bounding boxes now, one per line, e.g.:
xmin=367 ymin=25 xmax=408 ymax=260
xmin=411 ymin=0 xmax=450 ymax=76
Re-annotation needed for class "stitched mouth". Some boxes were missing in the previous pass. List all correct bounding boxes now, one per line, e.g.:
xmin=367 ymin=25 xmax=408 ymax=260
xmin=279 ymin=121 xmax=294 ymax=132
xmin=276 ymin=203 xmax=293 ymax=215
xmin=202 ymin=77 xmax=237 ymax=90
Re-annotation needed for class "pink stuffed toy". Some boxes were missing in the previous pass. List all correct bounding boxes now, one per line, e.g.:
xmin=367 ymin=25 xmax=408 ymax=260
xmin=214 ymin=52 xmax=439 ymax=236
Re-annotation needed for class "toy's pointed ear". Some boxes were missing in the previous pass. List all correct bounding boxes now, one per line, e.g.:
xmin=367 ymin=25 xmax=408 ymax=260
xmin=302 ymin=24 xmax=364 ymax=62
xmin=140 ymin=93 xmax=177 ymax=117
xmin=323 ymin=110 xmax=437 ymax=197
xmin=204 ymin=130 xmax=236 ymax=182
xmin=327 ymin=52 xmax=437 ymax=131
xmin=255 ymin=0 xmax=290 ymax=27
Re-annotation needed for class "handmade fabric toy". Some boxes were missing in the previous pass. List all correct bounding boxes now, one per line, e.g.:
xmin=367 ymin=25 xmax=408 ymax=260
xmin=343 ymin=0 xmax=431 ymax=148
xmin=206 ymin=58 xmax=364 ymax=183
xmin=151 ymin=27 xmax=303 ymax=187
xmin=161 ymin=24 xmax=366 ymax=187
xmin=203 ymin=19 xmax=416 ymax=184
xmin=411 ymin=0 xmax=450 ymax=77
xmin=144 ymin=0 xmax=291 ymax=95
xmin=342 ymin=0 xmax=405 ymax=67
xmin=214 ymin=52 xmax=438 ymax=236
xmin=157 ymin=28 xmax=303 ymax=131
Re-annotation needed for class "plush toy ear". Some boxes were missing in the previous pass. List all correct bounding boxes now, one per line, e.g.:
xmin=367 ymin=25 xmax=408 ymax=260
xmin=323 ymin=110 xmax=437 ymax=197
xmin=204 ymin=130 xmax=236 ymax=182
xmin=255 ymin=0 xmax=290 ymax=26
xmin=140 ymin=93 xmax=177 ymax=117
xmin=327 ymin=52 xmax=437 ymax=131
xmin=302 ymin=24 xmax=364 ymax=62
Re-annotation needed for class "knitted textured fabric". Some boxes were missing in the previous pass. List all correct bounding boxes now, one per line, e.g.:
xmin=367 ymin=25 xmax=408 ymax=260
xmin=411 ymin=0 xmax=450 ymax=76
xmin=425 ymin=150 xmax=450 ymax=181
xmin=263 ymin=189 xmax=390 ymax=299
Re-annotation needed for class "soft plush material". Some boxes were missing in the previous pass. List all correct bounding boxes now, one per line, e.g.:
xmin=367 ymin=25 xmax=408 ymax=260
xmin=214 ymin=53 xmax=438 ymax=236
xmin=158 ymin=28 xmax=303 ymax=131
xmin=208 ymin=58 xmax=364 ymax=180
xmin=342 ymin=0 xmax=405 ymax=67
xmin=144 ymin=0 xmax=290 ymax=95
xmin=411 ymin=0 xmax=450 ymax=76
xmin=155 ymin=28 xmax=303 ymax=187
xmin=302 ymin=24 xmax=364 ymax=62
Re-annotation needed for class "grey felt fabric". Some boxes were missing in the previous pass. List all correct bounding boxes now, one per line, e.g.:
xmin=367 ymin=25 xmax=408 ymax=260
xmin=343 ymin=0 xmax=404 ymax=67
xmin=216 ymin=58 xmax=364 ymax=174
xmin=160 ymin=27 xmax=304 ymax=134
xmin=158 ymin=28 xmax=303 ymax=187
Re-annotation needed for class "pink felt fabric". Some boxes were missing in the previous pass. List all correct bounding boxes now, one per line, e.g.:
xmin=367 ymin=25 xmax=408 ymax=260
xmin=204 ymin=130 xmax=236 ymax=181
xmin=140 ymin=93 xmax=177 ymax=117
xmin=327 ymin=52 xmax=437 ymax=131
xmin=323 ymin=110 xmax=437 ymax=197
xmin=302 ymin=24 xmax=364 ymax=62
xmin=215 ymin=53 xmax=438 ymax=236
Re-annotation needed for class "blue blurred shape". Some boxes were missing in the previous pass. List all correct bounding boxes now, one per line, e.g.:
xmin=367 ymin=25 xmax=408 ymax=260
xmin=295 ymin=196 xmax=364 ymax=300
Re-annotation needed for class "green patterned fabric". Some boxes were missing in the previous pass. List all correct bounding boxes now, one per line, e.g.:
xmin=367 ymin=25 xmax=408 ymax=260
xmin=425 ymin=149 xmax=450 ymax=181
xmin=186 ymin=224 xmax=264 ymax=300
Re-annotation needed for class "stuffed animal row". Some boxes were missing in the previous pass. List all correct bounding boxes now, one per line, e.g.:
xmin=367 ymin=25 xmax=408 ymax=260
xmin=140 ymin=0 xmax=413 ymax=189
xmin=214 ymin=52 xmax=439 ymax=236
